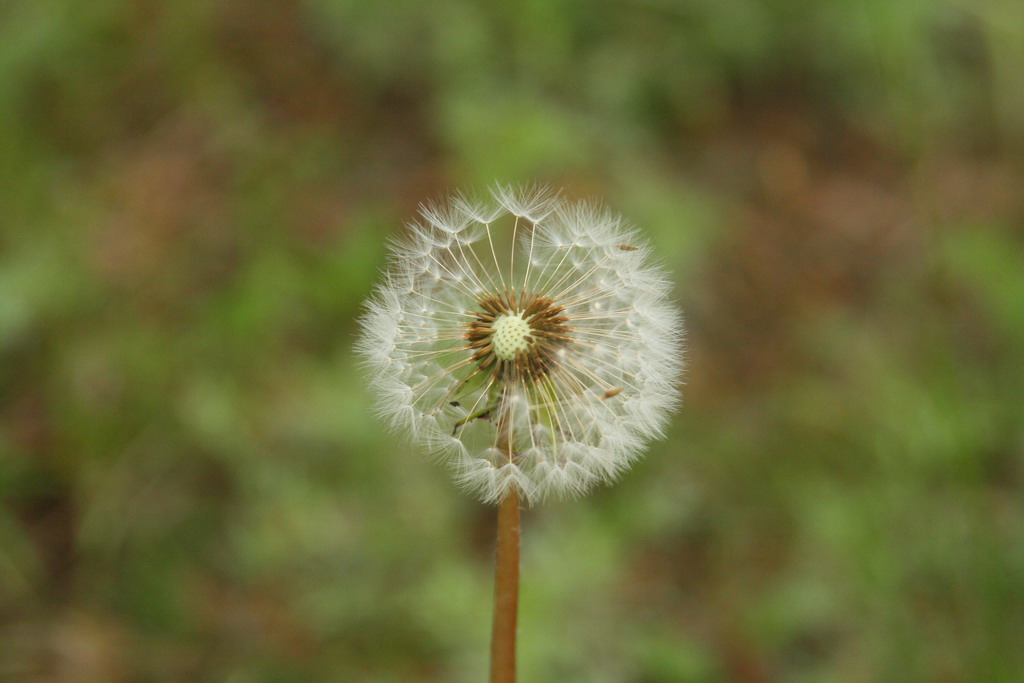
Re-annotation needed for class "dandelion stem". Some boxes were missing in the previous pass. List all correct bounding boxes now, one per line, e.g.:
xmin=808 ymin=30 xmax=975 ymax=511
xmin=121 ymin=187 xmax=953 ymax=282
xmin=489 ymin=488 xmax=520 ymax=683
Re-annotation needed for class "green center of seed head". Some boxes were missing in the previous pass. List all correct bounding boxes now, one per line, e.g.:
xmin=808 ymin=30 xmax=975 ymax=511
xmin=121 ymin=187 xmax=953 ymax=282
xmin=491 ymin=313 xmax=532 ymax=361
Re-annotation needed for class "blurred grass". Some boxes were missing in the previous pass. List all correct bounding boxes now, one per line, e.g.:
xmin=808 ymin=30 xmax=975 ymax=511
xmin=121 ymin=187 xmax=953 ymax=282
xmin=1 ymin=0 xmax=1023 ymax=681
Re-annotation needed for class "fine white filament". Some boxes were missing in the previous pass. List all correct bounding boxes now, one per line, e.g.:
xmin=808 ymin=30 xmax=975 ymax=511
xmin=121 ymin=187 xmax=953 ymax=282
xmin=357 ymin=186 xmax=684 ymax=504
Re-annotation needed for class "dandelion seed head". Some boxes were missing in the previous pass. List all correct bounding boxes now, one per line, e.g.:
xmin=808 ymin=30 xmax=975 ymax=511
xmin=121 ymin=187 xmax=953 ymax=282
xmin=357 ymin=185 xmax=685 ymax=505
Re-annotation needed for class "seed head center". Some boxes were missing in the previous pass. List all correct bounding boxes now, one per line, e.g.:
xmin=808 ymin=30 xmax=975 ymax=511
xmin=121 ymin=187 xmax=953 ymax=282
xmin=464 ymin=292 xmax=573 ymax=382
xmin=492 ymin=313 xmax=532 ymax=361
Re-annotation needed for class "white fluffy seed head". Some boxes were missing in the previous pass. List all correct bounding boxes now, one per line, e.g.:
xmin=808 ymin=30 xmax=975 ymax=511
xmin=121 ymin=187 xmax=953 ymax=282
xmin=356 ymin=185 xmax=685 ymax=505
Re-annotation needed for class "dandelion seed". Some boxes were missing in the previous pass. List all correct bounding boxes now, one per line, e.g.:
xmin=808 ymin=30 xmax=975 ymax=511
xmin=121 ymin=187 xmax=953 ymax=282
xmin=357 ymin=185 xmax=685 ymax=505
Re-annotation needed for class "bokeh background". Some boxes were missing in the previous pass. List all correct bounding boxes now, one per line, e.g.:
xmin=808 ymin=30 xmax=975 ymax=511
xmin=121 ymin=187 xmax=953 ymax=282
xmin=2 ymin=1 xmax=1023 ymax=681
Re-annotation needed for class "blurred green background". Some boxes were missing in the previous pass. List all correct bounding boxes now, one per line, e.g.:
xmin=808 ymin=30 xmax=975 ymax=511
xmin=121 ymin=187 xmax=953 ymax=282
xmin=2 ymin=1 xmax=1023 ymax=681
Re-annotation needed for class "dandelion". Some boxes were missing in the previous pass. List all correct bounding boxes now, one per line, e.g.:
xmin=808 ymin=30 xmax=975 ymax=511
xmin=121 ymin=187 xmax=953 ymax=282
xmin=358 ymin=185 xmax=684 ymax=503
xmin=357 ymin=185 xmax=684 ymax=681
